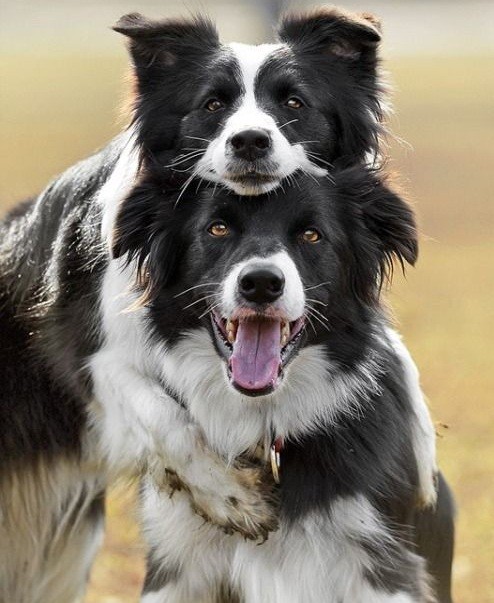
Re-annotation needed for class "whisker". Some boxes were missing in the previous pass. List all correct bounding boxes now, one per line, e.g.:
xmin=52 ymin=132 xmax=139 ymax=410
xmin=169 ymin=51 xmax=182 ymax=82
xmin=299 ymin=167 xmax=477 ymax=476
xmin=306 ymin=307 xmax=331 ymax=332
xmin=184 ymin=135 xmax=212 ymax=143
xmin=304 ymin=281 xmax=332 ymax=292
xmin=305 ymin=313 xmax=318 ymax=336
xmin=305 ymin=297 xmax=328 ymax=307
xmin=170 ymin=166 xmax=196 ymax=174
xmin=169 ymin=149 xmax=205 ymax=160
xmin=306 ymin=304 xmax=329 ymax=323
xmin=278 ymin=118 xmax=299 ymax=130
xmin=195 ymin=175 xmax=206 ymax=194
xmin=324 ymin=172 xmax=336 ymax=185
xmin=300 ymin=167 xmax=321 ymax=186
xmin=306 ymin=153 xmax=334 ymax=168
xmin=165 ymin=151 xmax=205 ymax=168
xmin=182 ymin=294 xmax=216 ymax=311
xmin=166 ymin=158 xmax=204 ymax=170
xmin=198 ymin=302 xmax=220 ymax=320
xmin=286 ymin=172 xmax=301 ymax=191
xmin=174 ymin=172 xmax=197 ymax=208
xmin=173 ymin=150 xmax=203 ymax=158
xmin=174 ymin=283 xmax=221 ymax=298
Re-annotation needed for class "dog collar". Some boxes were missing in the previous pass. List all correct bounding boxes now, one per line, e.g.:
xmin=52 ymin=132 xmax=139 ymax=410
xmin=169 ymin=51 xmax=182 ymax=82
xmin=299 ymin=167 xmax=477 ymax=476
xmin=270 ymin=436 xmax=284 ymax=484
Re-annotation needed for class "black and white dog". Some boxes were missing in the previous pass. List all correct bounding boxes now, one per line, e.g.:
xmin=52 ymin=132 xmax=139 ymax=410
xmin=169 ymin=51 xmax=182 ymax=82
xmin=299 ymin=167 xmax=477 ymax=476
xmin=0 ymin=7 xmax=453 ymax=603
xmin=112 ymin=7 xmax=387 ymax=196
xmin=111 ymin=164 xmax=454 ymax=602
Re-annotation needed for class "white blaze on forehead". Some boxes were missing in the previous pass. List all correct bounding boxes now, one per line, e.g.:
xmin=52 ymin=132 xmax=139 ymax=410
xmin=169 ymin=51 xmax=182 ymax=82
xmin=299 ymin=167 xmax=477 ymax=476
xmin=228 ymin=42 xmax=282 ymax=103
xmin=221 ymin=250 xmax=305 ymax=321
xmin=225 ymin=42 xmax=282 ymax=132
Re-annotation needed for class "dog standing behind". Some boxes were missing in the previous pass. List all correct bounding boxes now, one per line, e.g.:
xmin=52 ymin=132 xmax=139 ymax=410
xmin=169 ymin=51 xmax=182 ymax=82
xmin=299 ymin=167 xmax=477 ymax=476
xmin=0 ymin=7 xmax=452 ymax=603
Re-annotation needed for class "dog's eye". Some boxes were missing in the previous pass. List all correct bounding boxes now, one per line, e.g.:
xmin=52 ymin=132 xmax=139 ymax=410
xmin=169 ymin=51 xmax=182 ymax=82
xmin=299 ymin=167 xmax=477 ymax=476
xmin=208 ymin=222 xmax=229 ymax=237
xmin=300 ymin=228 xmax=322 ymax=243
xmin=205 ymin=99 xmax=224 ymax=112
xmin=285 ymin=97 xmax=304 ymax=109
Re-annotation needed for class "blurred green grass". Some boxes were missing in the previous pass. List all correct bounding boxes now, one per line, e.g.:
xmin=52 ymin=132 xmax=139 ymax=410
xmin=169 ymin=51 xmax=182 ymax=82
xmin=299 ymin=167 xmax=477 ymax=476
xmin=1 ymin=54 xmax=493 ymax=603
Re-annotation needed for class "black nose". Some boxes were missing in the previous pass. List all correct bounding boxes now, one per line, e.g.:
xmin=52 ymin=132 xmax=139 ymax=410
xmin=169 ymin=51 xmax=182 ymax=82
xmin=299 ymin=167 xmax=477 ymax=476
xmin=230 ymin=129 xmax=271 ymax=162
xmin=238 ymin=265 xmax=285 ymax=304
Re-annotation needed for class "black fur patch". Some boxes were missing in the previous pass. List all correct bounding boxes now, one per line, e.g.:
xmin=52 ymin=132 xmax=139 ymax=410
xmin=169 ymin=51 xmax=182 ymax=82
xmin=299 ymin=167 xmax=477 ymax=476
xmin=277 ymin=7 xmax=385 ymax=166
xmin=0 ymin=138 xmax=119 ymax=472
xmin=142 ymin=550 xmax=181 ymax=594
xmin=279 ymin=349 xmax=418 ymax=520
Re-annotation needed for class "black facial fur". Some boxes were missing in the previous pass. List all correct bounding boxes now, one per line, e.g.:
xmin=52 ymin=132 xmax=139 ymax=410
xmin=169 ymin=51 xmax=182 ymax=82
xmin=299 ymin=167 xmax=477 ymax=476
xmin=277 ymin=7 xmax=385 ymax=166
xmin=112 ymin=161 xmax=417 ymax=380
xmin=114 ymin=14 xmax=237 ymax=161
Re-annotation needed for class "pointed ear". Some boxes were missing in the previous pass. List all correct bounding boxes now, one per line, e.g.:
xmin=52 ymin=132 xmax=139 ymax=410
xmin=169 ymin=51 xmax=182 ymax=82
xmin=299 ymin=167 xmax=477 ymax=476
xmin=113 ymin=13 xmax=220 ymax=69
xmin=336 ymin=169 xmax=417 ymax=304
xmin=111 ymin=180 xmax=156 ymax=264
xmin=360 ymin=179 xmax=418 ymax=274
xmin=354 ymin=177 xmax=418 ymax=306
xmin=112 ymin=181 xmax=180 ymax=305
xmin=278 ymin=7 xmax=381 ymax=62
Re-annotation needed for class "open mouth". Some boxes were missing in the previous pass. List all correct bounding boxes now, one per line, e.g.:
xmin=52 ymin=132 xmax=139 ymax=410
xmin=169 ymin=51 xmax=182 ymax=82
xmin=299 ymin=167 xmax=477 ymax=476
xmin=211 ymin=311 xmax=305 ymax=396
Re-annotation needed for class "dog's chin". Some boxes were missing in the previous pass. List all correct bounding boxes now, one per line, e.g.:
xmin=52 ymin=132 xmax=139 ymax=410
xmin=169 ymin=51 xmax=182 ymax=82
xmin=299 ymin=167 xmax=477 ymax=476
xmin=224 ymin=173 xmax=281 ymax=196
xmin=218 ymin=159 xmax=283 ymax=196
xmin=210 ymin=312 xmax=306 ymax=397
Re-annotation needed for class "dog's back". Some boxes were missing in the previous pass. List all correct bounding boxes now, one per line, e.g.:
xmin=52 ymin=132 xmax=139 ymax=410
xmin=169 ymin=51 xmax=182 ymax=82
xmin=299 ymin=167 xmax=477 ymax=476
xmin=0 ymin=141 xmax=120 ymax=602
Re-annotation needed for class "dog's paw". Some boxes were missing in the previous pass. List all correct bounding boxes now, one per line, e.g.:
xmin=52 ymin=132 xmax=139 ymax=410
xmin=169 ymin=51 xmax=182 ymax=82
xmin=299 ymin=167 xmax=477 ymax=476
xmin=186 ymin=453 xmax=279 ymax=542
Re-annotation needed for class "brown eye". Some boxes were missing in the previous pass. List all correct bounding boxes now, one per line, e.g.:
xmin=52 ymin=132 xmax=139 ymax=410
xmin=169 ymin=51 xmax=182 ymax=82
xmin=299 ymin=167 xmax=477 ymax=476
xmin=286 ymin=97 xmax=304 ymax=109
xmin=208 ymin=222 xmax=229 ymax=237
xmin=301 ymin=228 xmax=321 ymax=243
xmin=205 ymin=99 xmax=224 ymax=112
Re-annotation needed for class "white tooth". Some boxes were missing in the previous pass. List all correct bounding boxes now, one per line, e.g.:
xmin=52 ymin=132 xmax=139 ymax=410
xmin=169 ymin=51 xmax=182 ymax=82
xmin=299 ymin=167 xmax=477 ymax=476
xmin=280 ymin=321 xmax=290 ymax=345
xmin=226 ymin=319 xmax=236 ymax=343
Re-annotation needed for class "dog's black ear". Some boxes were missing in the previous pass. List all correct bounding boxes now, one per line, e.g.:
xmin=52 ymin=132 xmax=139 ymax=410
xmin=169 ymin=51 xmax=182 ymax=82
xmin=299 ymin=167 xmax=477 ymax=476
xmin=361 ymin=179 xmax=418 ymax=275
xmin=337 ymin=169 xmax=417 ymax=303
xmin=278 ymin=8 xmax=384 ymax=165
xmin=278 ymin=7 xmax=381 ymax=62
xmin=113 ymin=13 xmax=220 ymax=69
xmin=112 ymin=182 xmax=180 ymax=305
xmin=111 ymin=181 xmax=154 ymax=264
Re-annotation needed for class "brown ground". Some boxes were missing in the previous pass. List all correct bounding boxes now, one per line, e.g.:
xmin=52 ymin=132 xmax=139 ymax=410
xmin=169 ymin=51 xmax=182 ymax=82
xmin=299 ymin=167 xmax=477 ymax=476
xmin=1 ymin=54 xmax=493 ymax=602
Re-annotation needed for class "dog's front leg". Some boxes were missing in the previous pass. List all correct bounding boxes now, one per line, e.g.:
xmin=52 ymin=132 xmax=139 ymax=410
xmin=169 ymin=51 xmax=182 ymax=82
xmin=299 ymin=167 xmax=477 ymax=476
xmin=89 ymin=349 xmax=278 ymax=540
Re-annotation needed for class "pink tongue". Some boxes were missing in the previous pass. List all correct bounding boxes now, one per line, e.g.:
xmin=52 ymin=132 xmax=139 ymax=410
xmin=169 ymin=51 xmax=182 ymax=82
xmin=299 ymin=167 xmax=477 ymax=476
xmin=229 ymin=319 xmax=282 ymax=392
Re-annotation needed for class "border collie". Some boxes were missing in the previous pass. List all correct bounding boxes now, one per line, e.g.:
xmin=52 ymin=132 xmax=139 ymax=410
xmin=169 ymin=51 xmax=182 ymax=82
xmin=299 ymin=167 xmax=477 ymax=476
xmin=0 ymin=7 xmax=452 ymax=603
xmin=105 ymin=164 xmax=454 ymax=603
xmin=113 ymin=7 xmax=387 ymax=196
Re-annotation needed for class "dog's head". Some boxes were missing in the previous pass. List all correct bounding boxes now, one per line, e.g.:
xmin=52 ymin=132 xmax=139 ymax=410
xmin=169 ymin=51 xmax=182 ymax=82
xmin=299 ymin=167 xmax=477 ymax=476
xmin=114 ymin=7 xmax=385 ymax=196
xmin=113 ymin=167 xmax=417 ymax=397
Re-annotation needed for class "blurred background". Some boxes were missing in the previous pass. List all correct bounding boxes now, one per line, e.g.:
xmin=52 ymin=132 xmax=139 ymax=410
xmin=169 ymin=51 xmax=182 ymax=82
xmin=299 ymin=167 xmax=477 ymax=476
xmin=1 ymin=1 xmax=493 ymax=601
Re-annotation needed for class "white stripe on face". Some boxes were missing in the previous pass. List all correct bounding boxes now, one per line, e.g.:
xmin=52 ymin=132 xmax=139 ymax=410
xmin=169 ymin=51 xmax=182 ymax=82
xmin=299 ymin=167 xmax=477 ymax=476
xmin=196 ymin=43 xmax=326 ymax=195
xmin=230 ymin=42 xmax=282 ymax=106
